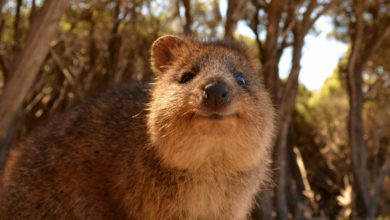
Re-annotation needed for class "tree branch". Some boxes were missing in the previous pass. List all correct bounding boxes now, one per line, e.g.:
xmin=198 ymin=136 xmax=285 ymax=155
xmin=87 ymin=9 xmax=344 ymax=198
xmin=369 ymin=158 xmax=390 ymax=217
xmin=224 ymin=0 xmax=248 ymax=40
xmin=248 ymin=0 xmax=264 ymax=59
xmin=307 ymin=1 xmax=340 ymax=32
xmin=50 ymin=49 xmax=75 ymax=86
xmin=360 ymin=22 xmax=390 ymax=68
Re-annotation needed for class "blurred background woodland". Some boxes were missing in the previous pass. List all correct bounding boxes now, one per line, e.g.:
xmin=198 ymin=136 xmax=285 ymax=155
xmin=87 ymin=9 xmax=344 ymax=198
xmin=0 ymin=0 xmax=389 ymax=219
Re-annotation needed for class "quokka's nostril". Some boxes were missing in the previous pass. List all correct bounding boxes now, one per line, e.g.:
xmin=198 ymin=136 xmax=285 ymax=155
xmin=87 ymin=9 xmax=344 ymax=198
xmin=221 ymin=91 xmax=229 ymax=101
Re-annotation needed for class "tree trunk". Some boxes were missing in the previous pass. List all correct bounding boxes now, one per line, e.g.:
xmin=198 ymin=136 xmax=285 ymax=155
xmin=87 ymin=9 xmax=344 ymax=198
xmin=0 ymin=0 xmax=69 ymax=144
xmin=224 ymin=0 xmax=248 ymax=40
xmin=0 ymin=107 xmax=22 ymax=170
xmin=181 ymin=0 xmax=192 ymax=36
xmin=13 ymin=0 xmax=23 ymax=48
xmin=368 ymin=159 xmax=390 ymax=218
xmin=29 ymin=0 xmax=37 ymax=24
xmin=347 ymin=61 xmax=371 ymax=218
xmin=275 ymin=28 xmax=303 ymax=219
xmin=251 ymin=192 xmax=273 ymax=220
xmin=0 ymin=0 xmax=5 ymax=27
xmin=261 ymin=0 xmax=283 ymax=102
xmin=109 ymin=0 xmax=122 ymax=83
xmin=346 ymin=3 xmax=370 ymax=217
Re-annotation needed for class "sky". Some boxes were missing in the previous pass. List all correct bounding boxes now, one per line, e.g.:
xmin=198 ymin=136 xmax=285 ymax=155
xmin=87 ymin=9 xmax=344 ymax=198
xmin=230 ymin=8 xmax=349 ymax=91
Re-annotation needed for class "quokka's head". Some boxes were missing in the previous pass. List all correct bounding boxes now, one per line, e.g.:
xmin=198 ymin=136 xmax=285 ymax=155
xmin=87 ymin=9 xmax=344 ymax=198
xmin=147 ymin=35 xmax=275 ymax=172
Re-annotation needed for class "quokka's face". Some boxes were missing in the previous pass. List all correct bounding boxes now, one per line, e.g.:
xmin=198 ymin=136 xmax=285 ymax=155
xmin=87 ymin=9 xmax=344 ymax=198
xmin=147 ymin=35 xmax=275 ymax=170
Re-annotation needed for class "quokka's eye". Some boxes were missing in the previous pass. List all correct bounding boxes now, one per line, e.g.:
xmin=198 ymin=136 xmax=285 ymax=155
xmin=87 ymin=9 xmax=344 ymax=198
xmin=180 ymin=72 xmax=195 ymax=84
xmin=234 ymin=72 xmax=246 ymax=86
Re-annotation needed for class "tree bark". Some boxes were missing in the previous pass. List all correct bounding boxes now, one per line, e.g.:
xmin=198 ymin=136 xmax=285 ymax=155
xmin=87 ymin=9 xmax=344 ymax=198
xmin=29 ymin=0 xmax=37 ymax=24
xmin=109 ymin=0 xmax=122 ymax=82
xmin=0 ymin=0 xmax=5 ymax=55
xmin=0 ymin=0 xmax=4 ymax=10
xmin=0 ymin=0 xmax=5 ymax=27
xmin=0 ymin=0 xmax=69 ymax=143
xmin=224 ymin=0 xmax=248 ymax=40
xmin=369 ymin=159 xmax=390 ymax=218
xmin=251 ymin=191 xmax=273 ymax=220
xmin=0 ymin=107 xmax=22 ymax=170
xmin=181 ymin=0 xmax=192 ymax=36
xmin=347 ymin=2 xmax=370 ymax=216
xmin=275 ymin=47 xmax=301 ymax=220
xmin=261 ymin=0 xmax=284 ymax=101
xmin=13 ymin=0 xmax=23 ymax=48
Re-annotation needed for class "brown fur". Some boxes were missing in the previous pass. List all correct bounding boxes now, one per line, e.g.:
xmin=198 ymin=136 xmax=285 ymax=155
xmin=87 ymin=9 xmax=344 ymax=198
xmin=0 ymin=35 xmax=275 ymax=219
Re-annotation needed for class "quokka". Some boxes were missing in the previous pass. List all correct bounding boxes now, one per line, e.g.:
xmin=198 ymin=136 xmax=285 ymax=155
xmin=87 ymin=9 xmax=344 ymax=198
xmin=0 ymin=35 xmax=275 ymax=220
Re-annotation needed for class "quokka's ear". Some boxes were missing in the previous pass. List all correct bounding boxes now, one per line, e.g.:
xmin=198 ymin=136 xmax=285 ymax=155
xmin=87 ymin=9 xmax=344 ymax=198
xmin=151 ymin=35 xmax=188 ymax=74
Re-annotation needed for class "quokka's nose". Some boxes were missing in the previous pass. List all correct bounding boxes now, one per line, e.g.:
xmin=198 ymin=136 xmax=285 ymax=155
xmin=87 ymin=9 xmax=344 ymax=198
xmin=203 ymin=82 xmax=230 ymax=111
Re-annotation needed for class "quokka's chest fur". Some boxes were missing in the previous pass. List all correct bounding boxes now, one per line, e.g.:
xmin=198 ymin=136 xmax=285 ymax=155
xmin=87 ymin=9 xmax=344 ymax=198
xmin=118 ymin=157 xmax=261 ymax=220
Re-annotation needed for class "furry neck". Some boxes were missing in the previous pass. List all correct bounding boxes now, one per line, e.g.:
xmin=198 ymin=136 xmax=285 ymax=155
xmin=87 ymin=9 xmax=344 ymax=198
xmin=149 ymin=127 xmax=268 ymax=174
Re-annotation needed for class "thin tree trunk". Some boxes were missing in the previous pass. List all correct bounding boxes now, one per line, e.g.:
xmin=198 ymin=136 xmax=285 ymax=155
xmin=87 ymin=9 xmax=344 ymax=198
xmin=261 ymin=0 xmax=283 ymax=101
xmin=109 ymin=0 xmax=122 ymax=82
xmin=0 ymin=0 xmax=5 ymax=27
xmin=275 ymin=23 xmax=304 ymax=218
xmin=0 ymin=0 xmax=69 ymax=143
xmin=29 ymin=0 xmax=37 ymax=24
xmin=13 ymin=0 xmax=23 ymax=48
xmin=346 ymin=3 xmax=370 ymax=216
xmin=181 ymin=0 xmax=192 ymax=36
xmin=0 ymin=1 xmax=5 ymax=64
xmin=224 ymin=0 xmax=248 ymax=40
xmin=0 ymin=107 xmax=22 ymax=169
xmin=0 ymin=0 xmax=4 ymax=10
xmin=368 ymin=159 xmax=390 ymax=218
xmin=347 ymin=57 xmax=371 ymax=218
xmin=275 ymin=124 xmax=291 ymax=220
xmin=251 ymin=192 xmax=273 ymax=220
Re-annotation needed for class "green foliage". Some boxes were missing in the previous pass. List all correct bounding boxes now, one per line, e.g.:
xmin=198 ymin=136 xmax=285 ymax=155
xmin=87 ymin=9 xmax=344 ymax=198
xmin=308 ymin=68 xmax=343 ymax=107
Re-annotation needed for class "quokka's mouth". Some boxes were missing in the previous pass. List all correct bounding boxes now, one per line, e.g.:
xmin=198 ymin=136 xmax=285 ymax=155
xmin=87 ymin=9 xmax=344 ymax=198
xmin=193 ymin=112 xmax=237 ymax=120
xmin=210 ymin=114 xmax=224 ymax=120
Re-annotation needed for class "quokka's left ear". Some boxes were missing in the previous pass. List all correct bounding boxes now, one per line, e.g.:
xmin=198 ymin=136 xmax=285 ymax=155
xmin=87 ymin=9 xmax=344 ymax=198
xmin=150 ymin=35 xmax=190 ymax=75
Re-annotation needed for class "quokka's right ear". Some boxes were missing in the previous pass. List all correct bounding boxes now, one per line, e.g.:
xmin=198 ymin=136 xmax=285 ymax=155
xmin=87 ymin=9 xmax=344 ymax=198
xmin=151 ymin=35 xmax=188 ymax=74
